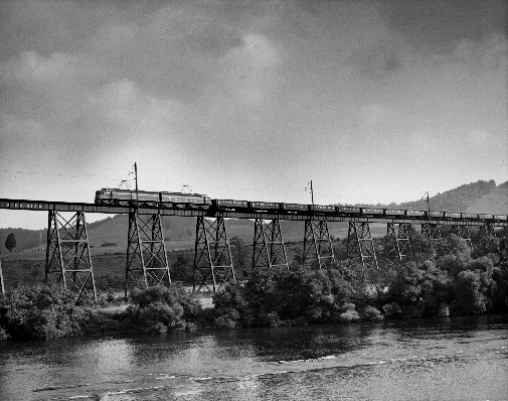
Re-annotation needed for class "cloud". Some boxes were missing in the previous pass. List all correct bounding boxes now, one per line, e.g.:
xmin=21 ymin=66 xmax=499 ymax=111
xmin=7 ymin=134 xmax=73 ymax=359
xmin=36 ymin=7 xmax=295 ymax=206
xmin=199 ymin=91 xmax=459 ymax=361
xmin=0 ymin=51 xmax=103 ymax=86
xmin=378 ymin=0 xmax=507 ymax=54
xmin=349 ymin=39 xmax=405 ymax=77
xmin=222 ymin=33 xmax=280 ymax=108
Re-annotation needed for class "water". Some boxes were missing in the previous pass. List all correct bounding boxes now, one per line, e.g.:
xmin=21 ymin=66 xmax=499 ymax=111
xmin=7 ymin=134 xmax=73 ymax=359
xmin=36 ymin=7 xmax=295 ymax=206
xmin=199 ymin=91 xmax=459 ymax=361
xmin=1 ymin=315 xmax=507 ymax=400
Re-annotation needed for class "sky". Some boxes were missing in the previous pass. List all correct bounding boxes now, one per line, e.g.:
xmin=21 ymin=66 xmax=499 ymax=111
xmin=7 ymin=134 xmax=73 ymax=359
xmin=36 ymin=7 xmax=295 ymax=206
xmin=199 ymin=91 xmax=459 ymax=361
xmin=0 ymin=0 xmax=507 ymax=229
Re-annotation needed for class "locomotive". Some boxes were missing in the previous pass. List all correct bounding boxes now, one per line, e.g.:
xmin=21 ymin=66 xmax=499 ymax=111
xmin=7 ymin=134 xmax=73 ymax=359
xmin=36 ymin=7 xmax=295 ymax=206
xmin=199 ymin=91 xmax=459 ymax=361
xmin=95 ymin=188 xmax=508 ymax=221
xmin=95 ymin=188 xmax=211 ymax=208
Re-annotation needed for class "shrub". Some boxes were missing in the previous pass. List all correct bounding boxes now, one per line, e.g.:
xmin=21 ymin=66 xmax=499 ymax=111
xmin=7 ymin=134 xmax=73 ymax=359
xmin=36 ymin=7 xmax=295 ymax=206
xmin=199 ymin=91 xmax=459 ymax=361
xmin=339 ymin=309 xmax=360 ymax=324
xmin=451 ymin=270 xmax=487 ymax=315
xmin=213 ymin=282 xmax=252 ymax=328
xmin=0 ymin=284 xmax=85 ymax=340
xmin=383 ymin=302 xmax=402 ymax=319
xmin=361 ymin=305 xmax=384 ymax=322
xmin=0 ymin=326 xmax=9 ymax=340
xmin=127 ymin=285 xmax=202 ymax=334
xmin=215 ymin=307 xmax=240 ymax=329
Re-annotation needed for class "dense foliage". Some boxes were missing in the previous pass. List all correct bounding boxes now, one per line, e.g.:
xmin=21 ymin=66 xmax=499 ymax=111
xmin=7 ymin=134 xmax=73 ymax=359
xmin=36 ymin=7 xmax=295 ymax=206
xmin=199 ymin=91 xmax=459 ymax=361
xmin=212 ymin=227 xmax=508 ymax=329
xmin=0 ymin=285 xmax=87 ymax=340
xmin=126 ymin=285 xmax=201 ymax=333
xmin=0 ymin=284 xmax=202 ymax=340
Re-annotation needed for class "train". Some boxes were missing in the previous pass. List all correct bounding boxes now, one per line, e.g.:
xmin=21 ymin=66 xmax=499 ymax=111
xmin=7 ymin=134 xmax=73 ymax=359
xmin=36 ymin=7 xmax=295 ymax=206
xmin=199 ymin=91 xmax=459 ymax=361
xmin=95 ymin=188 xmax=211 ymax=208
xmin=94 ymin=188 xmax=508 ymax=221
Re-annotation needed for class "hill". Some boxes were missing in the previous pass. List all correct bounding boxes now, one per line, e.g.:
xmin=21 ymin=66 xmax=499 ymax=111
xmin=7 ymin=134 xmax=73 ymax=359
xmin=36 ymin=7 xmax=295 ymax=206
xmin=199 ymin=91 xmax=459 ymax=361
xmin=356 ymin=179 xmax=507 ymax=213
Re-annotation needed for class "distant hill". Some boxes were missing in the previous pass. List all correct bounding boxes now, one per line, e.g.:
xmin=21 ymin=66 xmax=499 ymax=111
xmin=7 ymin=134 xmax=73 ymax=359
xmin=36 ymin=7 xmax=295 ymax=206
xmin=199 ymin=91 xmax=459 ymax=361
xmin=356 ymin=179 xmax=508 ymax=213
xmin=1 ymin=179 xmax=506 ymax=254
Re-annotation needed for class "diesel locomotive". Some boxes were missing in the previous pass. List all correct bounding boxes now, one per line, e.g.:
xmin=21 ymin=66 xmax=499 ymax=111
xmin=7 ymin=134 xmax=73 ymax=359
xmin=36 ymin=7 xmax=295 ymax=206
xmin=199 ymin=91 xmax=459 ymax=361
xmin=95 ymin=188 xmax=211 ymax=208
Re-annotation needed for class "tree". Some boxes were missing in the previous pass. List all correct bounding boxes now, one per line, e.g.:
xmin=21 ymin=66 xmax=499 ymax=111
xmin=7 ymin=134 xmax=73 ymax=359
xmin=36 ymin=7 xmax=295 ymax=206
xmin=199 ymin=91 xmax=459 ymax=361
xmin=5 ymin=233 xmax=16 ymax=252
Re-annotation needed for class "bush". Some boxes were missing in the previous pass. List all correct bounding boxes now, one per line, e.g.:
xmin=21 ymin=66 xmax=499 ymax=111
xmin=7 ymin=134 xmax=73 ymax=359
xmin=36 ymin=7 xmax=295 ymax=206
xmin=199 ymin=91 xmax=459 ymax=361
xmin=100 ymin=242 xmax=117 ymax=247
xmin=361 ymin=305 xmax=384 ymax=322
xmin=127 ymin=285 xmax=202 ymax=334
xmin=451 ymin=270 xmax=487 ymax=315
xmin=0 ymin=325 xmax=9 ymax=340
xmin=383 ymin=302 xmax=402 ymax=319
xmin=0 ymin=285 xmax=85 ymax=340
xmin=215 ymin=307 xmax=241 ymax=329
xmin=339 ymin=310 xmax=360 ymax=324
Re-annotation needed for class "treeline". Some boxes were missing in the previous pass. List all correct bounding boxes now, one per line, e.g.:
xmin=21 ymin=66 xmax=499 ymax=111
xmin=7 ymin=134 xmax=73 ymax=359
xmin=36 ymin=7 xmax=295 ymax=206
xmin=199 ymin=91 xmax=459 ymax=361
xmin=210 ymin=229 xmax=508 ymax=328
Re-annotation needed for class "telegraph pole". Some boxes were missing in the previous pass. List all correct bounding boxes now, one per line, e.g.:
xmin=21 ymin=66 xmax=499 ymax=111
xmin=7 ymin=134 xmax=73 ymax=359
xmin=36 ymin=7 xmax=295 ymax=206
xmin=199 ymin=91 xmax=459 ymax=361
xmin=424 ymin=191 xmax=430 ymax=216
xmin=310 ymin=180 xmax=314 ymax=206
xmin=0 ymin=261 xmax=5 ymax=295
xmin=134 ymin=162 xmax=139 ymax=212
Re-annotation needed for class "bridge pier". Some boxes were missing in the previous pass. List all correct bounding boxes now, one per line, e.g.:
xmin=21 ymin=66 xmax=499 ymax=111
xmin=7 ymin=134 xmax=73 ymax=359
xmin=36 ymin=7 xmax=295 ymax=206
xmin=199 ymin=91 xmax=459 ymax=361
xmin=252 ymin=218 xmax=289 ymax=271
xmin=125 ymin=211 xmax=171 ymax=296
xmin=385 ymin=223 xmax=411 ymax=266
xmin=422 ymin=223 xmax=441 ymax=240
xmin=45 ymin=211 xmax=97 ymax=301
xmin=347 ymin=222 xmax=378 ymax=269
xmin=451 ymin=225 xmax=473 ymax=248
xmin=303 ymin=218 xmax=335 ymax=269
xmin=193 ymin=215 xmax=235 ymax=293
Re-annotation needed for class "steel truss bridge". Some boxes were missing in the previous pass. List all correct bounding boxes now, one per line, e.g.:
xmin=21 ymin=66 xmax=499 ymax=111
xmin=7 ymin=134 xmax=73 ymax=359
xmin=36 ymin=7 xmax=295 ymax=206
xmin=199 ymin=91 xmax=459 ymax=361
xmin=1 ymin=197 xmax=507 ymax=300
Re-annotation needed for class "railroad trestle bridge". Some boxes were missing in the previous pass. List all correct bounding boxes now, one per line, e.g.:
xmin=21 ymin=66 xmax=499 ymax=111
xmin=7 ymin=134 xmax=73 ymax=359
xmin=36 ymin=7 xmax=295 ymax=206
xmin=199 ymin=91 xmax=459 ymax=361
xmin=1 ymin=198 xmax=507 ymax=301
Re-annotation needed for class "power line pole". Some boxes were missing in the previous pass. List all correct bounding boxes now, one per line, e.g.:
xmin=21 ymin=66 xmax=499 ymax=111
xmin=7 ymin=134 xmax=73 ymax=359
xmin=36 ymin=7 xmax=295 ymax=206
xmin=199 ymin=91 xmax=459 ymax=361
xmin=134 ymin=162 xmax=139 ymax=212
xmin=424 ymin=191 xmax=430 ymax=215
xmin=0 ymin=261 xmax=5 ymax=295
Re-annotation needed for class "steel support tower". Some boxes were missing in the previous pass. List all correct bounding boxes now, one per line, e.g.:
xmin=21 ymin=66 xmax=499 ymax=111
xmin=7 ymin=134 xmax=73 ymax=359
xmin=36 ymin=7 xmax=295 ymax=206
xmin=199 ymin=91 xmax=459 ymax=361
xmin=303 ymin=218 xmax=335 ymax=269
xmin=347 ymin=222 xmax=378 ymax=269
xmin=422 ymin=223 xmax=441 ymax=240
xmin=45 ymin=211 xmax=97 ymax=301
xmin=125 ymin=211 xmax=171 ymax=295
xmin=385 ymin=223 xmax=411 ymax=266
xmin=193 ymin=216 xmax=236 ymax=293
xmin=252 ymin=218 xmax=289 ymax=271
xmin=451 ymin=225 xmax=473 ymax=248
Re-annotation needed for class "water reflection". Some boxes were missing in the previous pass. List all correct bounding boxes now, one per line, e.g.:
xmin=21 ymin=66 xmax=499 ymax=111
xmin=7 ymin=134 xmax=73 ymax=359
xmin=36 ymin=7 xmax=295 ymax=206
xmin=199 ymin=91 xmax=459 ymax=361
xmin=0 ymin=315 xmax=506 ymax=400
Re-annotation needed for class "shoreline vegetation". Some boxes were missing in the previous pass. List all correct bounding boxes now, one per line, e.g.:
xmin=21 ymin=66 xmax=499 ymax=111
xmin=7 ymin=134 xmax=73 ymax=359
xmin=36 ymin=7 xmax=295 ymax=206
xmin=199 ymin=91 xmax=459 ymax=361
xmin=1 ymin=229 xmax=507 ymax=341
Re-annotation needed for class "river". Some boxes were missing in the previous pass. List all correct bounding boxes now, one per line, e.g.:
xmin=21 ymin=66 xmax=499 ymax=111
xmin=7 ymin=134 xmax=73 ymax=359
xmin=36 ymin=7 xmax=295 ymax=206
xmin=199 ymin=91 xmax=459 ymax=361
xmin=0 ymin=315 xmax=507 ymax=400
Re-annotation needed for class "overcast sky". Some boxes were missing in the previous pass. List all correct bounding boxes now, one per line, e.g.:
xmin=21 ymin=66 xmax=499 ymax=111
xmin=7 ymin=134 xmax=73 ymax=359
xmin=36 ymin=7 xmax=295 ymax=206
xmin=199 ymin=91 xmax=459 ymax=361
xmin=1 ymin=0 xmax=507 ymax=229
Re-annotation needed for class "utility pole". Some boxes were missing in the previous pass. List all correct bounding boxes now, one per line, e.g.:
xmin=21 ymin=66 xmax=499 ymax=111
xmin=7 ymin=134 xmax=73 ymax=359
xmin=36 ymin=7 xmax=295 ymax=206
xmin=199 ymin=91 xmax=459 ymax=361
xmin=0 ymin=261 xmax=4 ymax=295
xmin=424 ymin=191 xmax=430 ymax=216
xmin=308 ymin=180 xmax=314 ymax=206
xmin=134 ymin=162 xmax=139 ymax=212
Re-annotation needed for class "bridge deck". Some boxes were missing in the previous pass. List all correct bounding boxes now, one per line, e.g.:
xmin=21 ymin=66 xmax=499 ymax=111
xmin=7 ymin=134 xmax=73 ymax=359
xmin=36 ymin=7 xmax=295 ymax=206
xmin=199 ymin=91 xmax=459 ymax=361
xmin=1 ymin=198 xmax=506 ymax=226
